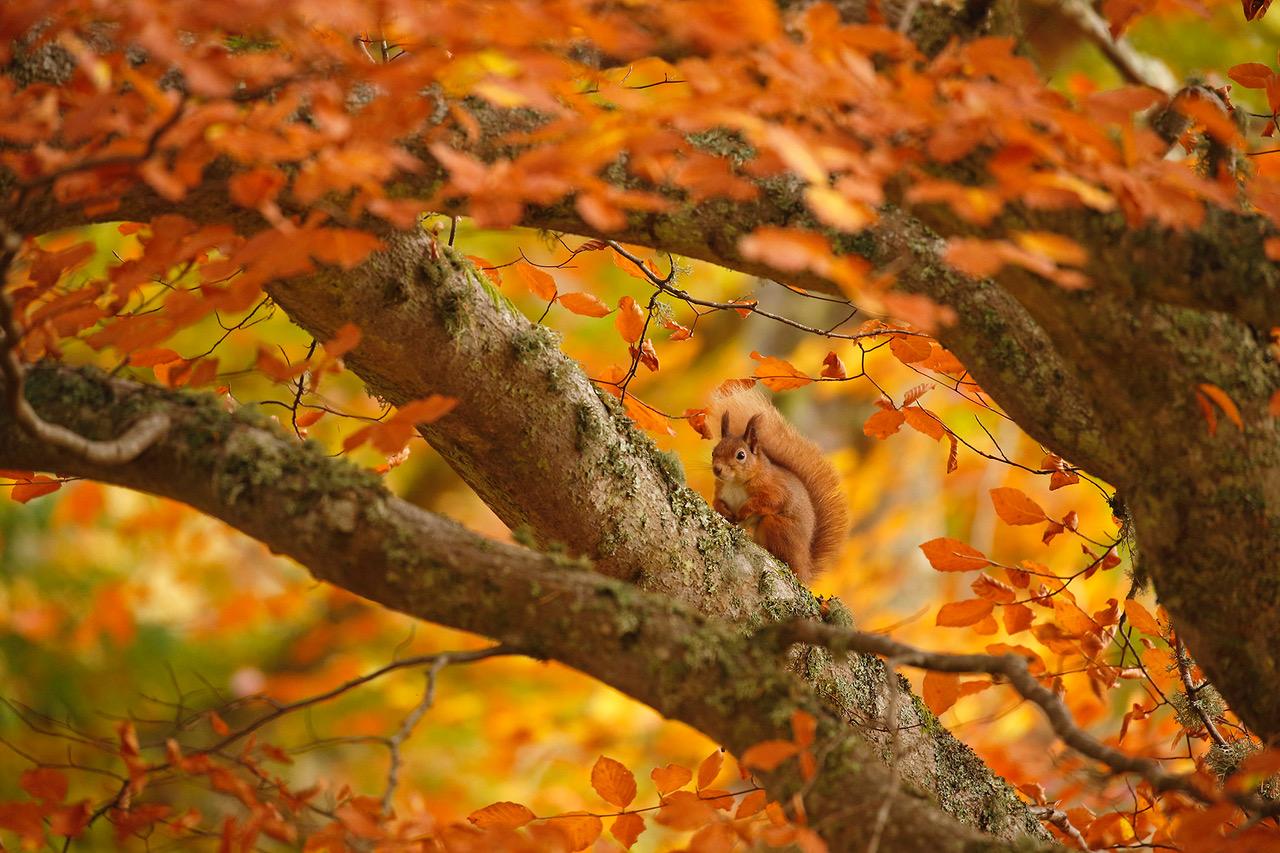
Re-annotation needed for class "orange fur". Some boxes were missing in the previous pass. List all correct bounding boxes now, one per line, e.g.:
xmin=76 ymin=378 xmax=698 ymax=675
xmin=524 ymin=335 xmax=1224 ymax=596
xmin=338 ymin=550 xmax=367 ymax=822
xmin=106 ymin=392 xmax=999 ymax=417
xmin=709 ymin=384 xmax=848 ymax=580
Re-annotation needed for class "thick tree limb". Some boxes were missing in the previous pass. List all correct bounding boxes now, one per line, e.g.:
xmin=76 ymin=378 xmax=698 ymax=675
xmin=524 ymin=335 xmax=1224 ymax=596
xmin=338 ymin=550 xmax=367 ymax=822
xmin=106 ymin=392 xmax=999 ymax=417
xmin=0 ymin=362 xmax=1053 ymax=852
xmin=260 ymin=232 xmax=1046 ymax=837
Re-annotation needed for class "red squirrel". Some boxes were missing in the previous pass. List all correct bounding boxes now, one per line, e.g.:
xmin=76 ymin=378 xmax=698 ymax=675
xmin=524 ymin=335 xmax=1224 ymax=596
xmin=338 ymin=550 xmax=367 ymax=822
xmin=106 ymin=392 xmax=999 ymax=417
xmin=709 ymin=385 xmax=848 ymax=581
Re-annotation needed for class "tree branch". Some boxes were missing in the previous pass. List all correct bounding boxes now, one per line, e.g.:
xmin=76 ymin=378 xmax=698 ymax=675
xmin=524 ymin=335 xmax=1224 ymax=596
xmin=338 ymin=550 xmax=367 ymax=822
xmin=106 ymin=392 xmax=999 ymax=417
xmin=0 ymin=362 xmax=1052 ymax=851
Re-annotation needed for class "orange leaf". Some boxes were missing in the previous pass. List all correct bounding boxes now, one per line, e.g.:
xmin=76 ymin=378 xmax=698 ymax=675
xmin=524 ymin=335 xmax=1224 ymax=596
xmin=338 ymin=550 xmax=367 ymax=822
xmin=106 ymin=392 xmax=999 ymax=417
xmin=1003 ymin=603 xmax=1035 ymax=634
xmin=1123 ymin=599 xmax=1163 ymax=637
xmin=323 ymin=323 xmax=362 ymax=358
xmin=559 ymin=291 xmax=612 ymax=318
xmin=990 ymin=487 xmax=1047 ymax=525
xmin=655 ymin=791 xmax=715 ymax=830
xmin=750 ymin=352 xmax=812 ymax=391
xmin=20 ymin=768 xmax=67 ymax=803
xmin=919 ymin=538 xmax=989 ymax=572
xmin=10 ymin=475 xmax=62 ymax=503
xmin=971 ymin=574 xmax=1016 ymax=604
xmin=736 ymin=790 xmax=768 ymax=819
xmin=547 ymin=812 xmax=603 ymax=850
xmin=651 ymin=764 xmax=692 ymax=795
xmin=863 ymin=407 xmax=905 ymax=439
xmin=468 ymin=801 xmax=536 ymax=830
xmin=611 ymin=813 xmax=645 ymax=849
xmin=937 ymin=598 xmax=995 ymax=628
xmin=890 ymin=335 xmax=931 ymax=364
xmin=1197 ymin=383 xmax=1244 ymax=432
xmin=1270 ymin=389 xmax=1280 ymax=416
xmin=922 ymin=671 xmax=960 ymax=715
xmin=616 ymin=295 xmax=646 ymax=343
xmin=820 ymin=351 xmax=846 ymax=379
xmin=591 ymin=756 xmax=637 ymax=809
xmin=516 ymin=263 xmax=557 ymax=301
xmin=1228 ymin=62 xmax=1274 ymax=88
xmin=903 ymin=406 xmax=945 ymax=441
xmin=740 ymin=740 xmax=799 ymax=772
xmin=790 ymin=710 xmax=816 ymax=748
xmin=697 ymin=750 xmax=723 ymax=790
xmin=310 ymin=229 xmax=383 ymax=270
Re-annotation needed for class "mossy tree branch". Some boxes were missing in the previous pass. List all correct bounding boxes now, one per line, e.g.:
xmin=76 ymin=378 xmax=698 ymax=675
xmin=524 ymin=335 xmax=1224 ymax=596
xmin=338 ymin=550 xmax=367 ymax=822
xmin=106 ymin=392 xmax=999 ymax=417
xmin=0 ymin=362 xmax=1053 ymax=852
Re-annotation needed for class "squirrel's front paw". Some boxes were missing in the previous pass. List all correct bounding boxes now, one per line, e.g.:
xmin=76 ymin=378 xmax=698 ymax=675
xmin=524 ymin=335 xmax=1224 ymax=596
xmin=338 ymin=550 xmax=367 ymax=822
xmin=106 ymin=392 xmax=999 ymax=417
xmin=713 ymin=498 xmax=736 ymax=521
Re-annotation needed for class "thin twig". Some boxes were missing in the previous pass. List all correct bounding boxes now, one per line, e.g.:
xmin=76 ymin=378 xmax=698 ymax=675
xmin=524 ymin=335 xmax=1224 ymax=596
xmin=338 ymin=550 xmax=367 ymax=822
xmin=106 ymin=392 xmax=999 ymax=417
xmin=775 ymin=620 xmax=1279 ymax=819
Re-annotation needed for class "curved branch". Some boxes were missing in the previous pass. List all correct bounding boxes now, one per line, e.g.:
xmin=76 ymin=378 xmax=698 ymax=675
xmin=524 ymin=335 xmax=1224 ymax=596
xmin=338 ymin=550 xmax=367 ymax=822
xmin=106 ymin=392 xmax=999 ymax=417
xmin=0 ymin=362 xmax=1052 ymax=852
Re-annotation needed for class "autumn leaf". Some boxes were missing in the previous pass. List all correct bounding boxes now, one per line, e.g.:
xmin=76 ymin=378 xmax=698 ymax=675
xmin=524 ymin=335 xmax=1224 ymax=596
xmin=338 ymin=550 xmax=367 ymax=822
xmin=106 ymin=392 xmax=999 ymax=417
xmin=20 ymin=767 xmax=68 ymax=803
xmin=936 ymin=598 xmax=995 ymax=627
xmin=323 ymin=323 xmax=362 ymax=359
xmin=1197 ymin=383 xmax=1244 ymax=432
xmin=697 ymin=750 xmax=723 ymax=790
xmin=611 ymin=813 xmax=645 ymax=849
xmin=919 ymin=538 xmax=990 ymax=571
xmin=821 ymin=351 xmax=846 ymax=379
xmin=971 ymin=574 xmax=1016 ymax=604
xmin=922 ymin=671 xmax=960 ymax=715
xmin=890 ymin=334 xmax=931 ymax=364
xmin=516 ymin=263 xmax=558 ymax=301
xmin=559 ymin=291 xmax=612 ymax=317
xmin=903 ymin=406 xmax=945 ymax=440
xmin=1123 ymin=599 xmax=1163 ymax=637
xmin=10 ymin=474 xmax=63 ymax=503
xmin=990 ymin=487 xmax=1047 ymax=525
xmin=750 ymin=352 xmax=812 ymax=390
xmin=468 ymin=801 xmax=536 ymax=829
xmin=651 ymin=764 xmax=693 ymax=795
xmin=736 ymin=790 xmax=768 ymax=819
xmin=741 ymin=740 xmax=800 ymax=771
xmin=616 ymin=295 xmax=646 ymax=343
xmin=547 ymin=812 xmax=604 ymax=849
xmin=591 ymin=756 xmax=637 ymax=808
xmin=863 ymin=405 xmax=905 ymax=439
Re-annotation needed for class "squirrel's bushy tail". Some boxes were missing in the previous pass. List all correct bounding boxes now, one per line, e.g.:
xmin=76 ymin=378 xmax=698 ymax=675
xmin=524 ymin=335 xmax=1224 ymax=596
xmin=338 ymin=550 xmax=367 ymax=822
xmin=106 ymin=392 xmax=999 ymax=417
xmin=709 ymin=382 xmax=849 ymax=572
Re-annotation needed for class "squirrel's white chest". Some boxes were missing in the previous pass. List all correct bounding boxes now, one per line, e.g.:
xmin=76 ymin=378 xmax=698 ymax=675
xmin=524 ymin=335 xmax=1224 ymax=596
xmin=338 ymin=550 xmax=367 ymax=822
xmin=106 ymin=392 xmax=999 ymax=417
xmin=719 ymin=480 xmax=750 ymax=512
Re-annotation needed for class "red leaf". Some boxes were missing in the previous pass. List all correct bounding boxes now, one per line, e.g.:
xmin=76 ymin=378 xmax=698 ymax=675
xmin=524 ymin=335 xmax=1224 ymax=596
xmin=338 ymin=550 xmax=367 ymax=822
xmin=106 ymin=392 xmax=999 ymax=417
xmin=10 ymin=475 xmax=62 ymax=503
xmin=1229 ymin=62 xmax=1275 ymax=88
xmin=820 ymin=351 xmax=846 ymax=379
xmin=21 ymin=768 xmax=68 ymax=803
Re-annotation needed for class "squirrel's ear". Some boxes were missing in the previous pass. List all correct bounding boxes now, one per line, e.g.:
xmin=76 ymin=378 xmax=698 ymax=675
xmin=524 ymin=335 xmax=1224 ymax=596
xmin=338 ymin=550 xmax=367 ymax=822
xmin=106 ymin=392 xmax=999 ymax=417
xmin=744 ymin=413 xmax=762 ymax=451
xmin=720 ymin=411 xmax=730 ymax=439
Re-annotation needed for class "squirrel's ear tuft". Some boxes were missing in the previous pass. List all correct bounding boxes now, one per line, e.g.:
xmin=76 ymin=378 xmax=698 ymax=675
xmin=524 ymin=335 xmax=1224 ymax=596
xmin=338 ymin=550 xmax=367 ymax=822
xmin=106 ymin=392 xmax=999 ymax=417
xmin=720 ymin=411 xmax=730 ymax=439
xmin=744 ymin=413 xmax=762 ymax=451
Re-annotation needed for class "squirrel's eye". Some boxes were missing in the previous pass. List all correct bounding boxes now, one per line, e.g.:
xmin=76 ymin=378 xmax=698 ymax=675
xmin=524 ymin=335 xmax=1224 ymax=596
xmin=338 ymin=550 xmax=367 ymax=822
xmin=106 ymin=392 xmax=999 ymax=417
xmin=736 ymin=450 xmax=746 ymax=461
